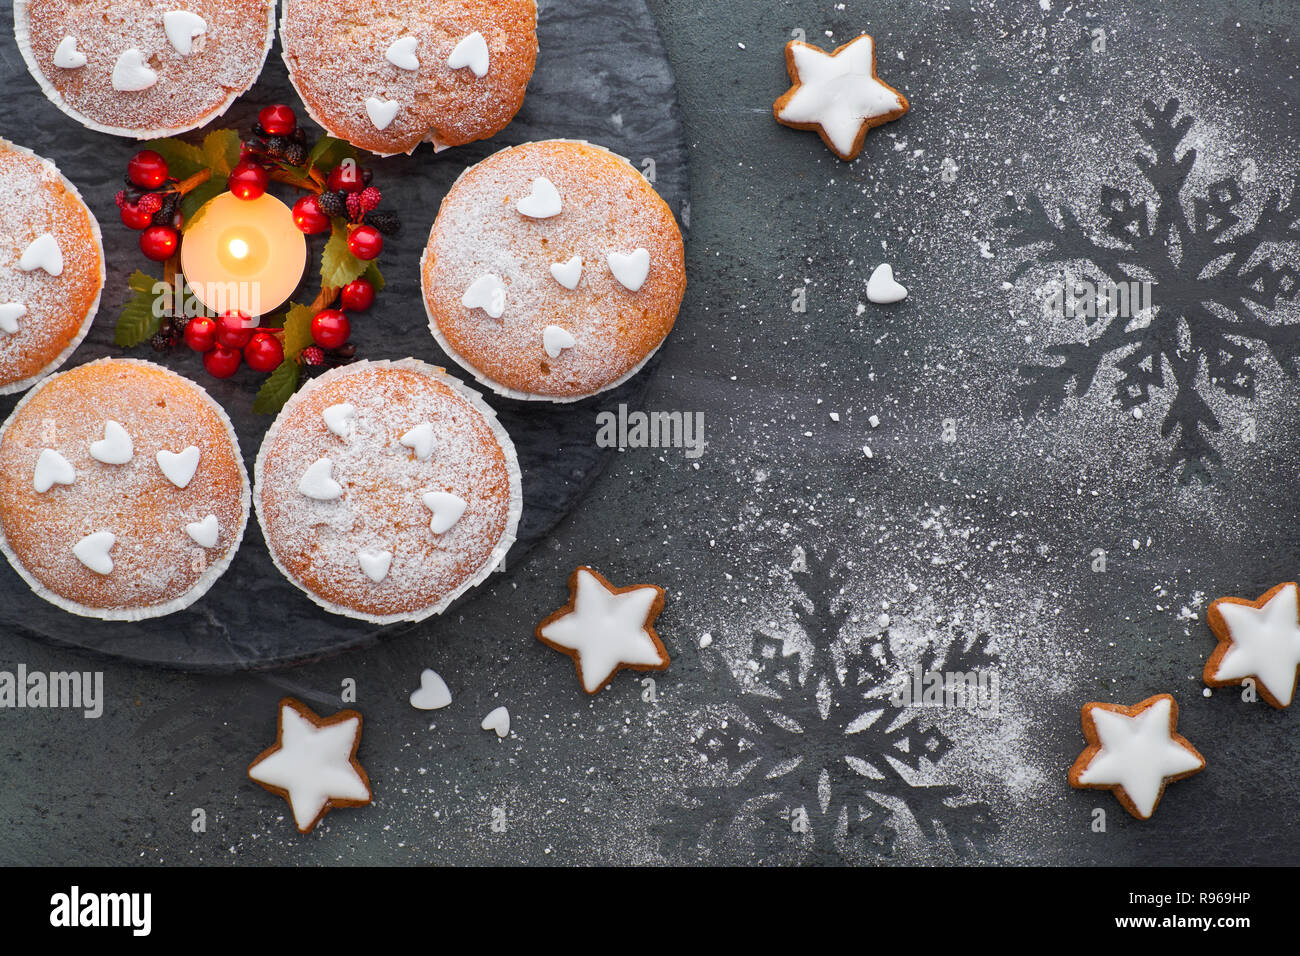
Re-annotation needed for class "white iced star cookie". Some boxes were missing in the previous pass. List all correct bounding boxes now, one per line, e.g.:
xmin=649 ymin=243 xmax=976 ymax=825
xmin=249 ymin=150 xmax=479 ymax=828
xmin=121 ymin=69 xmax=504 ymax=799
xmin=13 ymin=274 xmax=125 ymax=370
xmin=247 ymin=698 xmax=372 ymax=834
xmin=1205 ymin=582 xmax=1300 ymax=709
xmin=773 ymin=33 xmax=909 ymax=161
xmin=536 ymin=566 xmax=670 ymax=694
xmin=1067 ymin=694 xmax=1205 ymax=820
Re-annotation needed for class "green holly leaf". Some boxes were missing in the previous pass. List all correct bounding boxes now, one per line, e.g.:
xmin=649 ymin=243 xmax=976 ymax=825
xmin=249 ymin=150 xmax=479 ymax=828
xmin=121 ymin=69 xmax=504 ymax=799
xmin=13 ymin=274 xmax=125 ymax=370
xmin=306 ymin=136 xmax=357 ymax=174
xmin=113 ymin=287 xmax=164 ymax=348
xmin=281 ymin=302 xmax=317 ymax=359
xmin=363 ymin=260 xmax=385 ymax=294
xmin=320 ymin=219 xmax=367 ymax=290
xmin=181 ymin=178 xmax=226 ymax=232
xmin=252 ymin=359 xmax=301 ymax=415
xmin=201 ymin=129 xmax=242 ymax=179
xmin=139 ymin=137 xmax=205 ymax=180
xmin=127 ymin=270 xmax=160 ymax=295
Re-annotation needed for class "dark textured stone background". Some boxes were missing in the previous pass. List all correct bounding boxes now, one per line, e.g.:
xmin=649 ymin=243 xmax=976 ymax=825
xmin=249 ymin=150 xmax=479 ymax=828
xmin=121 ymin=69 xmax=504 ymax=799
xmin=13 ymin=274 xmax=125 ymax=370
xmin=2 ymin=0 xmax=1299 ymax=865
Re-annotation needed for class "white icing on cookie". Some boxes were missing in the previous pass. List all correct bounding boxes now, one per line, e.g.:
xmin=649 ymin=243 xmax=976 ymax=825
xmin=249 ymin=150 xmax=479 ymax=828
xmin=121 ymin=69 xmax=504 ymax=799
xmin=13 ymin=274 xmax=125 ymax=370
xmin=776 ymin=35 xmax=906 ymax=158
xmin=399 ymin=422 xmax=436 ymax=461
xmin=1075 ymin=697 xmax=1204 ymax=819
xmin=866 ymin=263 xmax=908 ymax=303
xmin=73 ymin=531 xmax=115 ymax=575
xmin=538 ymin=569 xmax=665 ymax=693
xmin=607 ymin=248 xmax=650 ymax=292
xmin=410 ymin=668 xmax=452 ymax=710
xmin=543 ymin=325 xmax=576 ymax=358
xmin=163 ymin=11 xmax=207 ymax=55
xmin=385 ymin=37 xmax=420 ymax=71
xmin=462 ymin=274 xmax=506 ymax=318
xmin=1212 ymin=584 xmax=1300 ymax=707
xmin=365 ymin=96 xmax=400 ymax=131
xmin=157 ymin=445 xmax=200 ymax=488
xmin=421 ymin=491 xmax=466 ymax=534
xmin=516 ymin=176 xmax=562 ymax=219
xmin=90 ymin=420 xmax=133 ymax=465
xmin=299 ymin=457 xmax=343 ymax=500
xmin=447 ymin=32 xmax=489 ymax=78
xmin=0 ymin=302 xmax=26 ymax=335
xmin=357 ymin=547 xmax=392 ymax=583
xmin=53 ymin=36 xmax=87 ymax=69
xmin=549 ymin=255 xmax=582 ymax=290
xmin=33 ymin=448 xmax=75 ymax=492
xmin=19 ymin=234 xmax=62 ymax=276
xmin=111 ymin=49 xmax=159 ymax=92
xmin=185 ymin=514 xmax=220 ymax=548
xmin=322 ymin=403 xmax=356 ymax=440
xmin=481 ymin=705 xmax=510 ymax=738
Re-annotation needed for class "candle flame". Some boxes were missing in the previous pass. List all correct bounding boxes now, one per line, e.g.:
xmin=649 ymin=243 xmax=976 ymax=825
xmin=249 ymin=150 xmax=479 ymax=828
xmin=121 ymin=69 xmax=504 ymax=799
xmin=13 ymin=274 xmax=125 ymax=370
xmin=228 ymin=238 xmax=250 ymax=260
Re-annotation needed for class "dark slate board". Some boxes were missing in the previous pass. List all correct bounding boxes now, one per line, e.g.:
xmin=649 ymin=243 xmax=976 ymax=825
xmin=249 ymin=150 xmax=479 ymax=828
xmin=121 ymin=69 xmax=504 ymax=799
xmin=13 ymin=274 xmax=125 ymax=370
xmin=0 ymin=0 xmax=688 ymax=669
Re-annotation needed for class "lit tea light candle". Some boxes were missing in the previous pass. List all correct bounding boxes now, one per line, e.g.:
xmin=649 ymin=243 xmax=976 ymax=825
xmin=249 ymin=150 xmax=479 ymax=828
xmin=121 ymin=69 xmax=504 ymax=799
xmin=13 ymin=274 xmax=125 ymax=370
xmin=180 ymin=192 xmax=307 ymax=317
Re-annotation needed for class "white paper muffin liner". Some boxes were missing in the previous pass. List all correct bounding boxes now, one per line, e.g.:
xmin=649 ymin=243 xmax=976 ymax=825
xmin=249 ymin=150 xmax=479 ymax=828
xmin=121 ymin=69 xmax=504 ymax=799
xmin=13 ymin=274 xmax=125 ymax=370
xmin=0 ymin=358 xmax=252 ymax=621
xmin=14 ymin=0 xmax=277 ymax=139
xmin=0 ymin=138 xmax=105 ymax=396
xmin=253 ymin=358 xmax=524 ymax=625
xmin=420 ymin=140 xmax=676 ymax=403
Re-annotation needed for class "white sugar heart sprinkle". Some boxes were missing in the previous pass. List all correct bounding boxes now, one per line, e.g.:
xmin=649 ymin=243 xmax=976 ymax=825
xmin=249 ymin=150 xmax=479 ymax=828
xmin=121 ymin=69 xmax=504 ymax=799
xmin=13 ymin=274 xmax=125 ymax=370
xmin=399 ymin=422 xmax=436 ymax=461
xmin=19 ymin=234 xmax=62 ymax=276
xmin=365 ymin=96 xmax=400 ymax=130
xmin=607 ymin=248 xmax=650 ymax=292
xmin=385 ymin=36 xmax=420 ymax=71
xmin=163 ymin=11 xmax=206 ymax=55
xmin=299 ymin=458 xmax=343 ymax=500
xmin=357 ymin=547 xmax=393 ymax=583
xmin=462 ymin=274 xmax=506 ymax=318
xmin=90 ymin=420 xmax=133 ymax=465
xmin=156 ymin=445 xmax=199 ymax=488
xmin=543 ymin=325 xmax=576 ymax=358
xmin=322 ymin=403 xmax=356 ymax=440
xmin=549 ymin=255 xmax=582 ymax=290
xmin=33 ymin=448 xmax=75 ymax=493
xmin=422 ymin=491 xmax=467 ymax=534
xmin=53 ymin=36 xmax=87 ymax=69
xmin=409 ymin=669 xmax=452 ymax=710
xmin=481 ymin=706 xmax=510 ymax=738
xmin=866 ymin=263 xmax=908 ymax=304
xmin=185 ymin=514 xmax=219 ymax=548
xmin=516 ymin=176 xmax=562 ymax=218
xmin=0 ymin=302 xmax=26 ymax=335
xmin=112 ymin=49 xmax=158 ymax=92
xmin=447 ymin=32 xmax=489 ymax=77
xmin=73 ymin=531 xmax=115 ymax=575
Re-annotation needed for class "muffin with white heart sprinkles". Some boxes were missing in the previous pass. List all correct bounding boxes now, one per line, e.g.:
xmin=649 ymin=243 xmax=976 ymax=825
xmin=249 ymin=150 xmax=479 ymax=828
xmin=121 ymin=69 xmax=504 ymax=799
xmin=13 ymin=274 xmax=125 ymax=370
xmin=15 ymin=0 xmax=275 ymax=137
xmin=421 ymin=139 xmax=687 ymax=401
xmin=0 ymin=138 xmax=104 ymax=395
xmin=0 ymin=359 xmax=250 ymax=620
xmin=254 ymin=359 xmax=522 ymax=624
xmin=280 ymin=0 xmax=538 ymax=155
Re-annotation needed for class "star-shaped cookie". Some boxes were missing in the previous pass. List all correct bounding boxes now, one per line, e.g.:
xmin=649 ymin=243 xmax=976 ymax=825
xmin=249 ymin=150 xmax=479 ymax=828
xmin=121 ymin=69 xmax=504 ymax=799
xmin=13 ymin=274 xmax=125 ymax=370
xmin=536 ymin=566 xmax=669 ymax=694
xmin=247 ymin=698 xmax=372 ymax=834
xmin=1205 ymin=581 xmax=1300 ymax=708
xmin=1067 ymin=694 xmax=1205 ymax=820
xmin=773 ymin=33 xmax=909 ymax=161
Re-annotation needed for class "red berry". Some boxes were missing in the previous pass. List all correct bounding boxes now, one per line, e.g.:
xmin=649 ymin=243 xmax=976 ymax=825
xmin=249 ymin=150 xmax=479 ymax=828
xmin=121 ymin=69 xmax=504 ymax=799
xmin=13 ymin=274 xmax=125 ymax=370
xmin=300 ymin=345 xmax=326 ymax=367
xmin=357 ymin=186 xmax=382 ymax=212
xmin=326 ymin=161 xmax=365 ymax=194
xmin=244 ymin=331 xmax=284 ymax=372
xmin=140 ymin=225 xmax=178 ymax=261
xmin=127 ymin=150 xmax=169 ymax=189
xmin=310 ymin=309 xmax=350 ymax=349
xmin=120 ymin=203 xmax=154 ymax=230
xmin=339 ymin=277 xmax=375 ymax=311
xmin=137 ymin=193 xmax=163 ymax=215
xmin=215 ymin=311 xmax=255 ymax=349
xmin=183 ymin=316 xmax=218 ymax=352
xmin=292 ymin=194 xmax=331 ymax=234
xmin=228 ymin=161 xmax=269 ymax=201
xmin=203 ymin=344 xmax=242 ymax=379
xmin=347 ymin=225 xmax=383 ymax=260
xmin=258 ymin=104 xmax=297 ymax=137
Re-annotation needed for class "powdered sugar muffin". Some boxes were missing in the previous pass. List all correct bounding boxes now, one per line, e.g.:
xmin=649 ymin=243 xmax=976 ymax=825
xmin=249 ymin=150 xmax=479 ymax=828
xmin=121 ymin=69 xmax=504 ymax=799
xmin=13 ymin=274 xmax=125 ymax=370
xmin=0 ymin=359 xmax=250 ymax=620
xmin=280 ymin=0 xmax=538 ymax=155
xmin=15 ymin=0 xmax=275 ymax=138
xmin=421 ymin=140 xmax=686 ymax=401
xmin=254 ymin=359 xmax=522 ymax=624
xmin=0 ymin=138 xmax=103 ymax=396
